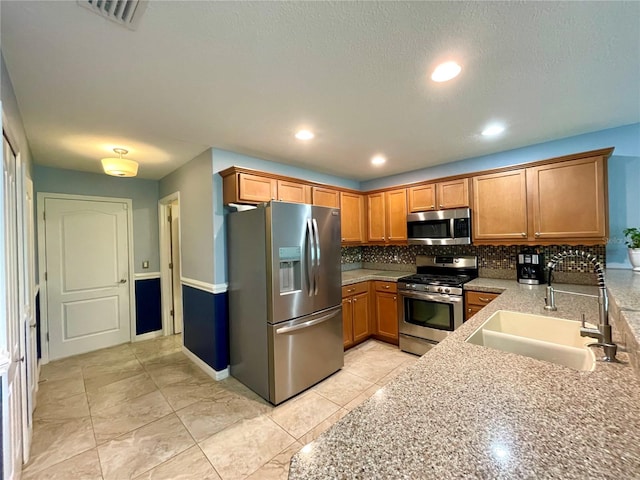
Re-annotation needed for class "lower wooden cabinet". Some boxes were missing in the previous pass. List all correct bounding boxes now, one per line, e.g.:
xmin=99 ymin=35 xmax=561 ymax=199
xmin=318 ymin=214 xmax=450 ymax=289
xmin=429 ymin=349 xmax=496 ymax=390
xmin=373 ymin=281 xmax=399 ymax=344
xmin=342 ymin=282 xmax=370 ymax=349
xmin=464 ymin=291 xmax=499 ymax=321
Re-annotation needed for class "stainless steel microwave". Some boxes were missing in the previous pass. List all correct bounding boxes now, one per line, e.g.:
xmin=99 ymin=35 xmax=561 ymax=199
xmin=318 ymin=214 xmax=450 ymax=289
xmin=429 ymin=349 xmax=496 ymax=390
xmin=406 ymin=208 xmax=471 ymax=245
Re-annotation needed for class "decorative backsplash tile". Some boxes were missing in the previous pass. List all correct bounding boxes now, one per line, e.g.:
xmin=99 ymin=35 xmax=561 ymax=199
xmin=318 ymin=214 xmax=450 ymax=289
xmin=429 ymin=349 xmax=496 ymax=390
xmin=342 ymin=244 xmax=606 ymax=280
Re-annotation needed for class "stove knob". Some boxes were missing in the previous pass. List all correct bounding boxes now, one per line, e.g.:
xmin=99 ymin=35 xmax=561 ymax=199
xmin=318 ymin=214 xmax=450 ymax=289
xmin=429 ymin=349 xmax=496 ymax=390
xmin=438 ymin=287 xmax=444 ymax=293
xmin=444 ymin=288 xmax=451 ymax=294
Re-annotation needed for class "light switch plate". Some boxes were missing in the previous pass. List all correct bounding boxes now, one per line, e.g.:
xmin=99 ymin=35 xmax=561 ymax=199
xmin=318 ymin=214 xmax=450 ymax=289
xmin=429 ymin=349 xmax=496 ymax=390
xmin=142 ymin=260 xmax=149 ymax=269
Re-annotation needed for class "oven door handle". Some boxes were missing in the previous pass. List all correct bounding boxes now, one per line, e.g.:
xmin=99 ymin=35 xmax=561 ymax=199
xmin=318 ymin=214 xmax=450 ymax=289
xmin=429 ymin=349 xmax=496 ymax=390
xmin=398 ymin=291 xmax=463 ymax=304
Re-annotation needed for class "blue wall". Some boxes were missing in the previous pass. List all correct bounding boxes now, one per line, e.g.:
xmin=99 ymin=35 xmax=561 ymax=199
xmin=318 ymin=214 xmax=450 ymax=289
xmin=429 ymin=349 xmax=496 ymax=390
xmin=182 ymin=286 xmax=229 ymax=371
xmin=134 ymin=278 xmax=162 ymax=335
xmin=361 ymin=123 xmax=640 ymax=269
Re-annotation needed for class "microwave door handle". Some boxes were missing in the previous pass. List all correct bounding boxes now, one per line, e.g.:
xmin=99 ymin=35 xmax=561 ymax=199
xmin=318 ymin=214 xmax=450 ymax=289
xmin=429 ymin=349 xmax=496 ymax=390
xmin=306 ymin=219 xmax=315 ymax=296
xmin=450 ymin=218 xmax=456 ymax=240
xmin=312 ymin=218 xmax=320 ymax=295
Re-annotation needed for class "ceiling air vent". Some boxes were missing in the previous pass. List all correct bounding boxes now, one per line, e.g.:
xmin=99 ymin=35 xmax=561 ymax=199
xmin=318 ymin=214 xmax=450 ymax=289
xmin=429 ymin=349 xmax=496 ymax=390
xmin=78 ymin=0 xmax=148 ymax=30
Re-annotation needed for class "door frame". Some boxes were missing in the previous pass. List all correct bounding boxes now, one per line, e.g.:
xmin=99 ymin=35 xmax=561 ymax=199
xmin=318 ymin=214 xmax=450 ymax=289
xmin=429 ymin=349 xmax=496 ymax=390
xmin=36 ymin=192 xmax=136 ymax=364
xmin=158 ymin=191 xmax=182 ymax=337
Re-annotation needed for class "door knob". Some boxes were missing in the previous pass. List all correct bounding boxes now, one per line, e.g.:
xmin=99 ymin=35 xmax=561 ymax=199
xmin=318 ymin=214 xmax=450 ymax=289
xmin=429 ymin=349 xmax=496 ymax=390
xmin=119 ymin=278 xmax=127 ymax=284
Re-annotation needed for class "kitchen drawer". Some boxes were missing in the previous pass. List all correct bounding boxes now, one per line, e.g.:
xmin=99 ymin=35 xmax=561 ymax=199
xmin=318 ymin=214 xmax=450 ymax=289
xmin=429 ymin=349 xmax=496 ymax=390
xmin=374 ymin=281 xmax=397 ymax=293
xmin=342 ymin=282 xmax=369 ymax=298
xmin=466 ymin=291 xmax=499 ymax=306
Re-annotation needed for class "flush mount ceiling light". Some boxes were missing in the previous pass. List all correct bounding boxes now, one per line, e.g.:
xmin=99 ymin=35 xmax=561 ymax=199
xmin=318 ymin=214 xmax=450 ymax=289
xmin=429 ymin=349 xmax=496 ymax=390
xmin=295 ymin=129 xmax=314 ymax=140
xmin=431 ymin=61 xmax=462 ymax=82
xmin=481 ymin=124 xmax=506 ymax=137
xmin=101 ymin=148 xmax=139 ymax=177
xmin=371 ymin=155 xmax=386 ymax=166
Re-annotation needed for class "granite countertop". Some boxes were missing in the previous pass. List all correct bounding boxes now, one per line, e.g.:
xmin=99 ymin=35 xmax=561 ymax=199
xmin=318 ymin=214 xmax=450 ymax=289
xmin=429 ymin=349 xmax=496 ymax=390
xmin=290 ymin=277 xmax=640 ymax=479
xmin=341 ymin=268 xmax=409 ymax=286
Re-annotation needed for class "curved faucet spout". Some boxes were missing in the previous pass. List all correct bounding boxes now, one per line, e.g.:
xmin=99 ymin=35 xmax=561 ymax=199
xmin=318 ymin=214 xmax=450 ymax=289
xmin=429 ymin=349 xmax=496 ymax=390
xmin=544 ymin=250 xmax=616 ymax=362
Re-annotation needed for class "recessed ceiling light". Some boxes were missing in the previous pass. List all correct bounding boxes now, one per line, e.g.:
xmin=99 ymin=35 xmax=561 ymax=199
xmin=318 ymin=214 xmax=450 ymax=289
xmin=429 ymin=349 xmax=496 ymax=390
xmin=295 ymin=129 xmax=314 ymax=140
xmin=481 ymin=125 xmax=506 ymax=136
xmin=371 ymin=155 xmax=386 ymax=166
xmin=431 ymin=61 xmax=462 ymax=82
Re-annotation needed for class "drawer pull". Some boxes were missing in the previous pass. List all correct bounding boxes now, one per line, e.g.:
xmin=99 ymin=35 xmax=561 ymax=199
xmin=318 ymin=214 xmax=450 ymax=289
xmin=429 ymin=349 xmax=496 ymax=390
xmin=384 ymin=285 xmax=390 ymax=289
xmin=478 ymin=296 xmax=492 ymax=303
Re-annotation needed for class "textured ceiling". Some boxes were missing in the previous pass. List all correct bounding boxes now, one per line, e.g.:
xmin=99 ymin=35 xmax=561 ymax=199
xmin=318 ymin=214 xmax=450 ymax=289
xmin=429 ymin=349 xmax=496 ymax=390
xmin=2 ymin=1 xmax=639 ymax=180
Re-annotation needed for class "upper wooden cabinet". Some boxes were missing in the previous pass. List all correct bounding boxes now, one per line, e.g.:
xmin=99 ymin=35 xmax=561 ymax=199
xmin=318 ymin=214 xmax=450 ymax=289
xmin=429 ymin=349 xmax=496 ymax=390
xmin=367 ymin=189 xmax=407 ymax=243
xmin=408 ymin=178 xmax=469 ymax=212
xmin=277 ymin=180 xmax=311 ymax=204
xmin=408 ymin=184 xmax=436 ymax=212
xmin=527 ymin=156 xmax=607 ymax=241
xmin=438 ymin=178 xmax=469 ymax=209
xmin=472 ymin=154 xmax=609 ymax=244
xmin=340 ymin=192 xmax=366 ymax=243
xmin=367 ymin=192 xmax=386 ymax=241
xmin=312 ymin=187 xmax=340 ymax=208
xmin=472 ymin=169 xmax=529 ymax=242
xmin=223 ymin=172 xmax=276 ymax=204
xmin=221 ymin=168 xmax=313 ymax=206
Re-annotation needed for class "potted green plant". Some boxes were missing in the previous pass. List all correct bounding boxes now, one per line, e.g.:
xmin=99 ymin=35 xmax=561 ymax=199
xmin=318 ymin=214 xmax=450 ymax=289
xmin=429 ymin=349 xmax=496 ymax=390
xmin=623 ymin=227 xmax=640 ymax=271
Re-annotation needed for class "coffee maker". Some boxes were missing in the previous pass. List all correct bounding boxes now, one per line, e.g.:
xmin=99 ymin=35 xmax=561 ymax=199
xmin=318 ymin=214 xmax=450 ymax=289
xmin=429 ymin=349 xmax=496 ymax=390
xmin=517 ymin=248 xmax=545 ymax=285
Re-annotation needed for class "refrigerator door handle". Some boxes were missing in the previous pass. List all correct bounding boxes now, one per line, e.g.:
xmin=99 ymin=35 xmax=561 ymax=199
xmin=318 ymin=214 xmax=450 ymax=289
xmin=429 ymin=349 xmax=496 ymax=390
xmin=275 ymin=310 xmax=341 ymax=334
xmin=312 ymin=218 xmax=320 ymax=295
xmin=306 ymin=219 xmax=315 ymax=295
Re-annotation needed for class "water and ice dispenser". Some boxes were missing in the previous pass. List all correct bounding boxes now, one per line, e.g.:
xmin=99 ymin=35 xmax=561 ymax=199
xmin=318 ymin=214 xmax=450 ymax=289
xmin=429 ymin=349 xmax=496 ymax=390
xmin=278 ymin=246 xmax=302 ymax=294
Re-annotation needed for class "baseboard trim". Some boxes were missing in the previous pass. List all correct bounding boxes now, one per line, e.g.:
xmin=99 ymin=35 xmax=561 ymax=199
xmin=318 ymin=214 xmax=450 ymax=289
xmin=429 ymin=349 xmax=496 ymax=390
xmin=182 ymin=346 xmax=229 ymax=381
xmin=133 ymin=330 xmax=163 ymax=342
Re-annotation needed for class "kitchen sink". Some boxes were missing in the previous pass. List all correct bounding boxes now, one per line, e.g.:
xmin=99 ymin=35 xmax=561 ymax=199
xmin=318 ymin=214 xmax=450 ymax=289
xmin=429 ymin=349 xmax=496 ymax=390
xmin=466 ymin=310 xmax=596 ymax=371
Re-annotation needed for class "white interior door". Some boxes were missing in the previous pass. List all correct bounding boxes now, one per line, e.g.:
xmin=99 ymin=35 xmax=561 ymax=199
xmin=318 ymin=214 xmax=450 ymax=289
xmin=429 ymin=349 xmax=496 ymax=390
xmin=170 ymin=201 xmax=183 ymax=334
xmin=2 ymin=132 xmax=23 ymax=479
xmin=44 ymin=198 xmax=131 ymax=360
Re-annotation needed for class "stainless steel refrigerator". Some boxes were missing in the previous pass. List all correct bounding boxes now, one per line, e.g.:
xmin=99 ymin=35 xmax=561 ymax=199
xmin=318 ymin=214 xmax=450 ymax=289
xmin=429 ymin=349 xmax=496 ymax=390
xmin=227 ymin=201 xmax=343 ymax=405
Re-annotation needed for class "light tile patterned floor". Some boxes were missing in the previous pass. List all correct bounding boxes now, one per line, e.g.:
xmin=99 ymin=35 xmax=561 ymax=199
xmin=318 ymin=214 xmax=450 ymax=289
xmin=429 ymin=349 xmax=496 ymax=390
xmin=24 ymin=336 xmax=417 ymax=480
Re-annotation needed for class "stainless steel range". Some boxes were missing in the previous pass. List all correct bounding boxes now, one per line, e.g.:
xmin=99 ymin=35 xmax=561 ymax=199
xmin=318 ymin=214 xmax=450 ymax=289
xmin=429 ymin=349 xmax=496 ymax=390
xmin=398 ymin=255 xmax=478 ymax=355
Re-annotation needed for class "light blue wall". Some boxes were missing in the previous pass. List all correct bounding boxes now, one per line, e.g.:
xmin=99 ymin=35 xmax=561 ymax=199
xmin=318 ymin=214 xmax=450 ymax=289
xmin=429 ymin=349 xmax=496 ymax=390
xmin=33 ymin=166 xmax=160 ymax=274
xmin=362 ymin=123 xmax=640 ymax=269
xmin=212 ymin=149 xmax=360 ymax=284
xmin=159 ymin=149 xmax=214 ymax=284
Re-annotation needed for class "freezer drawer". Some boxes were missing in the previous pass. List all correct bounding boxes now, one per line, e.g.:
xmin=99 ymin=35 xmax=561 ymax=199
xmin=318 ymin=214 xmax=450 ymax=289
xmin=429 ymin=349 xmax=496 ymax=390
xmin=268 ymin=305 xmax=344 ymax=404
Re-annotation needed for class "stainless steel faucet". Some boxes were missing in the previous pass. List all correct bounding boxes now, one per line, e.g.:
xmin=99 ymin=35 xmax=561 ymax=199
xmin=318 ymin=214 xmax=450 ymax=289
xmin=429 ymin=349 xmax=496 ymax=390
xmin=544 ymin=250 xmax=617 ymax=362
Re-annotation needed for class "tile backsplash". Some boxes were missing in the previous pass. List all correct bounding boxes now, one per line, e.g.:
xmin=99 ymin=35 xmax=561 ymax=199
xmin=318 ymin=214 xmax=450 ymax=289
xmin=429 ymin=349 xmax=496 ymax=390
xmin=341 ymin=244 xmax=606 ymax=284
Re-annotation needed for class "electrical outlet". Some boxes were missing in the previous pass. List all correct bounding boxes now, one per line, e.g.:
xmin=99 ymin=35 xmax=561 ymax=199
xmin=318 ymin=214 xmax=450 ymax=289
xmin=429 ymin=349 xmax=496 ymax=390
xmin=142 ymin=260 xmax=149 ymax=269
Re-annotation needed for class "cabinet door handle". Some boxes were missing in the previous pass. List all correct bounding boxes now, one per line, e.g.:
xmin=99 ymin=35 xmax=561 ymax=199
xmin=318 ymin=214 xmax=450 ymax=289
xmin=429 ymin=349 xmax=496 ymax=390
xmin=393 ymin=296 xmax=396 ymax=300
xmin=521 ymin=232 xmax=526 ymax=237
xmin=429 ymin=205 xmax=435 ymax=209
xmin=353 ymin=298 xmax=357 ymax=303
xmin=534 ymin=232 xmax=540 ymax=237
xmin=347 ymin=299 xmax=352 ymax=303
xmin=478 ymin=296 xmax=492 ymax=303
xmin=439 ymin=204 xmax=443 ymax=208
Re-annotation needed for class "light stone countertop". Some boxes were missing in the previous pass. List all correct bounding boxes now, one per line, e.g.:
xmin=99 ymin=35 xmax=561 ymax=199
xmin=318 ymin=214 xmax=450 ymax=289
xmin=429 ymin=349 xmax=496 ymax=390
xmin=341 ymin=269 xmax=409 ymax=286
xmin=290 ymin=277 xmax=640 ymax=479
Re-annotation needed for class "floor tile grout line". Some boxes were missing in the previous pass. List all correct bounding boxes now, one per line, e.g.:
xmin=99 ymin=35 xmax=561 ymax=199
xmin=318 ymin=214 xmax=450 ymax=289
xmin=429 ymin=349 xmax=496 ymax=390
xmin=171 ymin=408 xmax=226 ymax=480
